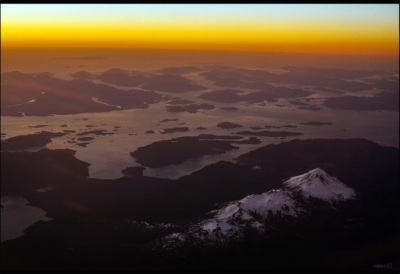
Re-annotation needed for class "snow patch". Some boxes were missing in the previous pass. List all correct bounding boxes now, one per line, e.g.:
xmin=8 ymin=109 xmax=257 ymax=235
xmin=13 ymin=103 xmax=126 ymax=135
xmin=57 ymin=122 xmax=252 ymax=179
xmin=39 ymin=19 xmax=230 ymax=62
xmin=239 ymin=189 xmax=298 ymax=217
xmin=201 ymin=221 xmax=218 ymax=232
xmin=215 ymin=203 xmax=240 ymax=219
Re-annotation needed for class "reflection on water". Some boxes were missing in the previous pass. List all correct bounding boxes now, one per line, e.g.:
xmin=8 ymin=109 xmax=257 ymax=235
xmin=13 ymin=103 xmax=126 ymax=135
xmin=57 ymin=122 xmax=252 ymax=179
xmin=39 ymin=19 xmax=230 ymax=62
xmin=1 ymin=103 xmax=399 ymax=179
xmin=1 ymin=94 xmax=398 ymax=180
xmin=1 ymin=58 xmax=398 ymax=181
xmin=142 ymin=143 xmax=266 ymax=179
xmin=1 ymin=196 xmax=52 ymax=243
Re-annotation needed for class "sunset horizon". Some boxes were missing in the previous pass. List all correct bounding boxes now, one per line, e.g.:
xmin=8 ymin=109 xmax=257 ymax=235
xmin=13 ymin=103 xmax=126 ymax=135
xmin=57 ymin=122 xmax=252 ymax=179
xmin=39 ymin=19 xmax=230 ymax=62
xmin=1 ymin=3 xmax=399 ymax=272
xmin=2 ymin=4 xmax=399 ymax=57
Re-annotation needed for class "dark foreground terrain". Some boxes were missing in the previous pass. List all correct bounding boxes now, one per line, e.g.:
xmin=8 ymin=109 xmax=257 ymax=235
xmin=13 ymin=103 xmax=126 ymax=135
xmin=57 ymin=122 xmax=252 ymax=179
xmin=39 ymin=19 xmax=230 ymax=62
xmin=1 ymin=138 xmax=399 ymax=271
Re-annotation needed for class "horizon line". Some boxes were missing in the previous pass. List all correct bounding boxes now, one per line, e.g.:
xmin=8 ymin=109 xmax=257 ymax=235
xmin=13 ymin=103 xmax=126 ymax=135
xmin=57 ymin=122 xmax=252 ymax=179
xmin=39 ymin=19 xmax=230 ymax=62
xmin=2 ymin=46 xmax=399 ymax=58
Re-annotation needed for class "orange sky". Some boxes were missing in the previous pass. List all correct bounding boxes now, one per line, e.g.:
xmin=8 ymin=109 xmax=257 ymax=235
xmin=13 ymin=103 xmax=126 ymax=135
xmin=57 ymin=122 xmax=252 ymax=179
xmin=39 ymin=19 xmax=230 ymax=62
xmin=1 ymin=4 xmax=399 ymax=56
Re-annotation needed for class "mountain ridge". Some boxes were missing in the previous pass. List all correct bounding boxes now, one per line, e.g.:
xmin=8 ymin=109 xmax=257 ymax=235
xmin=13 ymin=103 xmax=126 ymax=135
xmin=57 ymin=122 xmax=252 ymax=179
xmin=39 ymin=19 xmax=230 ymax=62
xmin=160 ymin=168 xmax=357 ymax=247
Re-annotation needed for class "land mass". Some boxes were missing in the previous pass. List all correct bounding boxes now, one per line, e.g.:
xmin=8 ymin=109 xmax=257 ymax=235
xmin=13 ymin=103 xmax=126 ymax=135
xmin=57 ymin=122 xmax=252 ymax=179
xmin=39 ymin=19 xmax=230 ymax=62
xmin=236 ymin=130 xmax=303 ymax=137
xmin=1 ymin=138 xmax=398 ymax=270
xmin=1 ymin=131 xmax=66 ymax=151
xmin=1 ymin=71 xmax=168 ymax=116
xmin=130 ymin=136 xmax=239 ymax=168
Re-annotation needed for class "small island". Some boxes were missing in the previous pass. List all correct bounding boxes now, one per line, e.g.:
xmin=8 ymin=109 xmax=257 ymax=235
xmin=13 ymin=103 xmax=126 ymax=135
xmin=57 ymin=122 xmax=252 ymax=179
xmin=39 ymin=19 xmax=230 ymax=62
xmin=130 ymin=136 xmax=239 ymax=168
xmin=217 ymin=122 xmax=244 ymax=129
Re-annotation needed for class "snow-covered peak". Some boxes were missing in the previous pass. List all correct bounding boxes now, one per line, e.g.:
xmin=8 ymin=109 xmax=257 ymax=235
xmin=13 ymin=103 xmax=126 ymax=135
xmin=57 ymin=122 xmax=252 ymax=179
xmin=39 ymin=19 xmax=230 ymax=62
xmin=238 ymin=190 xmax=298 ymax=217
xmin=283 ymin=168 xmax=356 ymax=202
xmin=198 ymin=168 xmax=355 ymax=238
xmin=159 ymin=168 xmax=357 ymax=247
xmin=194 ymin=189 xmax=301 ymax=240
xmin=212 ymin=189 xmax=300 ymax=222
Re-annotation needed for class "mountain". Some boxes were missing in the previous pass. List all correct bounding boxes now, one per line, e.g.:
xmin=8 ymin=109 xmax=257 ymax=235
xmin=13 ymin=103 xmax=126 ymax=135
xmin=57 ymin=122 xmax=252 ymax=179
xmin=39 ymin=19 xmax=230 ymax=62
xmin=1 ymin=139 xmax=398 ymax=270
xmin=160 ymin=168 xmax=357 ymax=246
xmin=283 ymin=168 xmax=356 ymax=202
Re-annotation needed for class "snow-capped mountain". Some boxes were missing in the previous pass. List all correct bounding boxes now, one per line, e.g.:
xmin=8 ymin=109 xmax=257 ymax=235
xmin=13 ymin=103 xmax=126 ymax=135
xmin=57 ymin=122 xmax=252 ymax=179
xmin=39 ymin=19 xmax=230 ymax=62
xmin=283 ymin=168 xmax=356 ymax=202
xmin=160 ymin=168 xmax=357 ymax=247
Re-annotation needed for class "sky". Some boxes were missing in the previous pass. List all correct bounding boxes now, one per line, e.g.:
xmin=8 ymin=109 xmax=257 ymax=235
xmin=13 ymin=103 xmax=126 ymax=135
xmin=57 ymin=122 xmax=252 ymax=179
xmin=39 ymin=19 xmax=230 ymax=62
xmin=1 ymin=4 xmax=399 ymax=56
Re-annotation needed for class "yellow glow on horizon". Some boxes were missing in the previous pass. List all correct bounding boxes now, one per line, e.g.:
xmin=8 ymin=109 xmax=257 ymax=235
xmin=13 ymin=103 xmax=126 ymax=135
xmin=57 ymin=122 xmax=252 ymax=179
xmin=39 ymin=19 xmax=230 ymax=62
xmin=1 ymin=5 xmax=398 ymax=57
